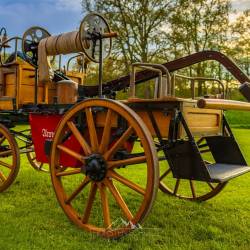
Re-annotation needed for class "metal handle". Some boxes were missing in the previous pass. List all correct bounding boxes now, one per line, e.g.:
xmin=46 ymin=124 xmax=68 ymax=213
xmin=66 ymin=52 xmax=85 ymax=73
xmin=102 ymin=32 xmax=118 ymax=39
xmin=0 ymin=36 xmax=23 ymax=66
xmin=173 ymin=74 xmax=225 ymax=99
xmin=130 ymin=63 xmax=171 ymax=98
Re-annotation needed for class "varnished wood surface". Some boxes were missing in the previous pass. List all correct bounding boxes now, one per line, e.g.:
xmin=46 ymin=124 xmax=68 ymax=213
xmin=126 ymin=96 xmax=196 ymax=103
xmin=182 ymin=106 xmax=222 ymax=136
xmin=0 ymin=60 xmax=85 ymax=109
xmin=198 ymin=98 xmax=250 ymax=111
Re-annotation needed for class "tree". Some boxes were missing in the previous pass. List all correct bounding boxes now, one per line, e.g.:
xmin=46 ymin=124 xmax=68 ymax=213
xmin=228 ymin=10 xmax=250 ymax=75
xmin=82 ymin=0 xmax=173 ymax=74
xmin=167 ymin=0 xmax=230 ymax=57
xmin=166 ymin=0 xmax=231 ymax=95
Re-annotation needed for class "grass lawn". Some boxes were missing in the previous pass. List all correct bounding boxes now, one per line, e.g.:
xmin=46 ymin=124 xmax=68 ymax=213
xmin=1 ymin=128 xmax=250 ymax=250
xmin=225 ymin=110 xmax=250 ymax=128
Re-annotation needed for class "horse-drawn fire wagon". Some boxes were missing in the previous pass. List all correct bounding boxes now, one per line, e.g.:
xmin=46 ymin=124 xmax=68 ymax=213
xmin=1 ymin=13 xmax=250 ymax=238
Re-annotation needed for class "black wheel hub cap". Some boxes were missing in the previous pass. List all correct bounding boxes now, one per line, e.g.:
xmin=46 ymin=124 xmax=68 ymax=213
xmin=85 ymin=154 xmax=107 ymax=181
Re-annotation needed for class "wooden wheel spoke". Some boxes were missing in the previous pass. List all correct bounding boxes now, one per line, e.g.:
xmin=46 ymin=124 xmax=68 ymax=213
xmin=108 ymin=170 xmax=145 ymax=195
xmin=0 ymin=136 xmax=6 ymax=145
xmin=0 ymin=160 xmax=12 ymax=169
xmin=108 ymin=156 xmax=146 ymax=169
xmin=189 ymin=180 xmax=196 ymax=198
xmin=65 ymin=176 xmax=90 ymax=204
xmin=160 ymin=177 xmax=226 ymax=201
xmin=57 ymin=145 xmax=85 ymax=164
xmin=105 ymin=179 xmax=133 ymax=221
xmin=207 ymin=182 xmax=215 ymax=190
xmin=0 ymin=170 xmax=7 ymax=182
xmin=173 ymin=179 xmax=180 ymax=195
xmin=104 ymin=126 xmax=133 ymax=160
xmin=85 ymin=107 xmax=98 ymax=152
xmin=82 ymin=183 xmax=98 ymax=223
xmin=38 ymin=163 xmax=44 ymax=170
xmin=159 ymin=181 xmax=168 ymax=190
xmin=197 ymin=137 xmax=205 ymax=145
xmin=160 ymin=168 xmax=171 ymax=181
xmin=99 ymin=109 xmax=113 ymax=154
xmin=0 ymin=150 xmax=12 ymax=157
xmin=67 ymin=121 xmax=91 ymax=155
xmin=56 ymin=168 xmax=82 ymax=177
xmin=99 ymin=184 xmax=111 ymax=228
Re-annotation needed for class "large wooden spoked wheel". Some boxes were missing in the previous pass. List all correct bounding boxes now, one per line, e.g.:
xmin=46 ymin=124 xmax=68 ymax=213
xmin=0 ymin=124 xmax=20 ymax=192
xmin=50 ymin=99 xmax=159 ymax=238
xmin=159 ymin=138 xmax=227 ymax=201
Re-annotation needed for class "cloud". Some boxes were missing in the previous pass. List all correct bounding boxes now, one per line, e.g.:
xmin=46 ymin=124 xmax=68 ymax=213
xmin=55 ymin=0 xmax=82 ymax=12
xmin=232 ymin=0 xmax=250 ymax=11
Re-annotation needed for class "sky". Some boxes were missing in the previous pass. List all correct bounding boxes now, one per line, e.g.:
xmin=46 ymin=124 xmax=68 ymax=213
xmin=0 ymin=0 xmax=249 ymax=39
xmin=231 ymin=0 xmax=250 ymax=11
xmin=0 ymin=0 xmax=83 ymax=37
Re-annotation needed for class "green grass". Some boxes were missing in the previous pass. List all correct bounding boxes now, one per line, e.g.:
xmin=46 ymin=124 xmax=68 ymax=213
xmin=225 ymin=111 xmax=250 ymax=128
xmin=1 ymin=129 xmax=250 ymax=250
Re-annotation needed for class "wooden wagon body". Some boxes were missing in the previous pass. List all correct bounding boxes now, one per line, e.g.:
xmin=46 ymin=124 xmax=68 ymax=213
xmin=0 ymin=59 xmax=84 ymax=110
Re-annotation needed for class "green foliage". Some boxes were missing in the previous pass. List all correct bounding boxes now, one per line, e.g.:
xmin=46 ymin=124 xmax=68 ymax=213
xmin=167 ymin=0 xmax=231 ymax=56
xmin=166 ymin=0 xmax=231 ymax=95
xmin=226 ymin=10 xmax=250 ymax=76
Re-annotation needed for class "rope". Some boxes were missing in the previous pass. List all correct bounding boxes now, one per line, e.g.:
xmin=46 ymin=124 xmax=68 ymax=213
xmin=38 ymin=31 xmax=82 ymax=83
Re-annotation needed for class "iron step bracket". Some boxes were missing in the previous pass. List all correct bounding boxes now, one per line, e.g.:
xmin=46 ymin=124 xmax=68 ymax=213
xmin=205 ymin=136 xmax=247 ymax=166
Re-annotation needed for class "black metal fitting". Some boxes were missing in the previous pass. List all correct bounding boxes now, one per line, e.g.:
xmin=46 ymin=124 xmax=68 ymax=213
xmin=85 ymin=154 xmax=107 ymax=181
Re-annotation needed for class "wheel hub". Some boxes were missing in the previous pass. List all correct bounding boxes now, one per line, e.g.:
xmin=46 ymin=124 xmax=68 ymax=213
xmin=85 ymin=154 xmax=107 ymax=181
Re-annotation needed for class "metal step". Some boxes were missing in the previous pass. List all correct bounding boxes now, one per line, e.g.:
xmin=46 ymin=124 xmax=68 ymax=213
xmin=207 ymin=163 xmax=250 ymax=183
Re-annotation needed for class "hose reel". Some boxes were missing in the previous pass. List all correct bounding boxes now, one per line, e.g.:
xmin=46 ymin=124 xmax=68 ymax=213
xmin=21 ymin=13 xmax=116 ymax=67
xmin=22 ymin=26 xmax=52 ymax=66
xmin=79 ymin=13 xmax=113 ymax=63
xmin=21 ymin=12 xmax=117 ymax=99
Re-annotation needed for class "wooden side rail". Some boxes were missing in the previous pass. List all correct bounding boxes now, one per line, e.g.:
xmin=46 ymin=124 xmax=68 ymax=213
xmin=197 ymin=98 xmax=250 ymax=111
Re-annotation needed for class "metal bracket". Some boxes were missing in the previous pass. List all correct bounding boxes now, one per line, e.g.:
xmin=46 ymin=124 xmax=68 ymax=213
xmin=130 ymin=63 xmax=171 ymax=98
